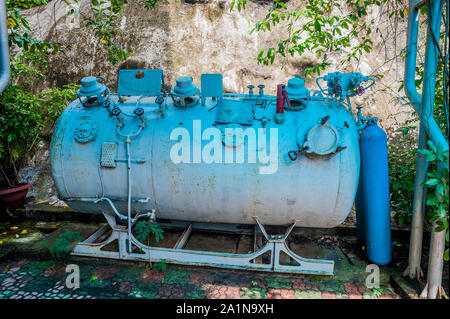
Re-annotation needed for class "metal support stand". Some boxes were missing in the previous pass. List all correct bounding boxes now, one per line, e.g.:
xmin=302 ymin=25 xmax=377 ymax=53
xmin=72 ymin=212 xmax=334 ymax=275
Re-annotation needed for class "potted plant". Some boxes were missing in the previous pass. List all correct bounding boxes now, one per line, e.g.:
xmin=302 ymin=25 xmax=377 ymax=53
xmin=0 ymin=84 xmax=39 ymax=209
xmin=0 ymin=3 xmax=77 ymax=214
xmin=0 ymin=182 xmax=33 ymax=208
xmin=0 ymin=78 xmax=78 ymax=211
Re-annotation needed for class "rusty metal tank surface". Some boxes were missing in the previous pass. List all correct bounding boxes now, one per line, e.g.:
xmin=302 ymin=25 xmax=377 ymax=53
xmin=51 ymin=71 xmax=373 ymax=228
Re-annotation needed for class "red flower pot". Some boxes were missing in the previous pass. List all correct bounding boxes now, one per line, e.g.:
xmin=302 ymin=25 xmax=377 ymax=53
xmin=0 ymin=183 xmax=32 ymax=207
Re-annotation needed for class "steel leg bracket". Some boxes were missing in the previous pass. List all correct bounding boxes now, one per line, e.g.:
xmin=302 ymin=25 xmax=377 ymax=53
xmin=71 ymin=214 xmax=334 ymax=275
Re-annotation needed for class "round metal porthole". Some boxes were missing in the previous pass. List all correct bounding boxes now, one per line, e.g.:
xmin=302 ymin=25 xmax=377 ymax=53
xmin=304 ymin=124 xmax=339 ymax=156
xmin=74 ymin=120 xmax=98 ymax=143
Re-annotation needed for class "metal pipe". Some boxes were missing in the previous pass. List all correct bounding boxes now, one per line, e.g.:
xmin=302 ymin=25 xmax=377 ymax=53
xmin=403 ymin=0 xmax=448 ymax=286
xmin=420 ymin=0 xmax=445 ymax=298
xmin=117 ymin=122 xmax=145 ymax=253
xmin=405 ymin=0 xmax=423 ymax=115
xmin=421 ymin=0 xmax=443 ymax=131
xmin=404 ymin=0 xmax=449 ymax=153
xmin=126 ymin=137 xmax=132 ymax=253
xmin=404 ymin=3 xmax=429 ymax=273
xmin=405 ymin=0 xmax=447 ymax=298
xmin=0 ymin=0 xmax=10 ymax=94
xmin=276 ymin=84 xmax=285 ymax=114
xmin=66 ymin=197 xmax=127 ymax=220
xmin=403 ymin=128 xmax=428 ymax=279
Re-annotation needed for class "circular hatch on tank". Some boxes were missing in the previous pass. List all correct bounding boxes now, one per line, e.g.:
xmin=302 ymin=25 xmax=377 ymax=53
xmin=303 ymin=124 xmax=339 ymax=156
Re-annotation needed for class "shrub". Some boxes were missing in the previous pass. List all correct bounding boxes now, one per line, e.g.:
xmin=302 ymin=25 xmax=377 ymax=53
xmin=388 ymin=121 xmax=418 ymax=225
xmin=7 ymin=0 xmax=47 ymax=10
xmin=0 ymin=51 xmax=78 ymax=187
xmin=40 ymin=231 xmax=82 ymax=260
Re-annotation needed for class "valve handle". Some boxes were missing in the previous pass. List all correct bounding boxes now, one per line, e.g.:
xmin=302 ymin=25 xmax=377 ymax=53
xmin=288 ymin=151 xmax=298 ymax=161
xmin=321 ymin=115 xmax=330 ymax=125
xmin=155 ymin=96 xmax=164 ymax=104
xmin=333 ymin=85 xmax=342 ymax=96
xmin=288 ymin=148 xmax=304 ymax=161
xmin=134 ymin=107 xmax=144 ymax=117
xmin=103 ymin=100 xmax=111 ymax=108
xmin=355 ymin=86 xmax=365 ymax=96
xmin=111 ymin=107 xmax=121 ymax=116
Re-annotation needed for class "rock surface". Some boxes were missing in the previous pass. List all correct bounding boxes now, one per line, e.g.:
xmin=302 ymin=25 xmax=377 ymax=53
xmin=22 ymin=0 xmax=411 ymax=124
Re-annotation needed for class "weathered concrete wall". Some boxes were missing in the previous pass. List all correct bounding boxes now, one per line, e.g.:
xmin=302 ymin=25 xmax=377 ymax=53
xmin=17 ymin=0 xmax=413 ymax=205
xmin=23 ymin=0 xmax=411 ymax=126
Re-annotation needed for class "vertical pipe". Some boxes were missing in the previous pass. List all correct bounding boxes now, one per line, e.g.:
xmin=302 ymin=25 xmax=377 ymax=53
xmin=126 ymin=138 xmax=132 ymax=253
xmin=403 ymin=128 xmax=428 ymax=279
xmin=276 ymin=84 xmax=285 ymax=114
xmin=404 ymin=0 xmax=422 ymax=111
xmin=403 ymin=0 xmax=427 ymax=279
xmin=404 ymin=0 xmax=448 ymax=153
xmin=117 ymin=125 xmax=143 ymax=254
xmin=0 ymin=0 xmax=10 ymax=94
xmin=420 ymin=0 xmax=445 ymax=299
xmin=421 ymin=0 xmax=442 ymax=127
xmin=403 ymin=1 xmax=448 ymax=290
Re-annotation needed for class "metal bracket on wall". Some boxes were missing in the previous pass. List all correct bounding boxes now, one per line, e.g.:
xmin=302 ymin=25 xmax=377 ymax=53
xmin=71 ymin=212 xmax=334 ymax=275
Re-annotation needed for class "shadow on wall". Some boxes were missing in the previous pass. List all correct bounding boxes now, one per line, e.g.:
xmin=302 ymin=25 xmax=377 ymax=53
xmin=114 ymin=3 xmax=172 ymax=92
xmin=42 ymin=1 xmax=172 ymax=92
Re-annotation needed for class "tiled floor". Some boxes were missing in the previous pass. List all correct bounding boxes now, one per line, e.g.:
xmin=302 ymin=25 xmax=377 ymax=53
xmin=0 ymin=258 xmax=399 ymax=299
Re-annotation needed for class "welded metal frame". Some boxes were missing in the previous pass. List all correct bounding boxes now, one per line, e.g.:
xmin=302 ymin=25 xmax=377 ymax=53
xmin=71 ymin=212 xmax=334 ymax=275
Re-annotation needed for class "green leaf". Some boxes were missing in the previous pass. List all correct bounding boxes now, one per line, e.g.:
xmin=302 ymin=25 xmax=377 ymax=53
xmin=425 ymin=178 xmax=439 ymax=186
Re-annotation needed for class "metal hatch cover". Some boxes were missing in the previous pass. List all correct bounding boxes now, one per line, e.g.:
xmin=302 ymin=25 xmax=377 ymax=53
xmin=117 ymin=69 xmax=163 ymax=97
xmin=215 ymin=99 xmax=255 ymax=126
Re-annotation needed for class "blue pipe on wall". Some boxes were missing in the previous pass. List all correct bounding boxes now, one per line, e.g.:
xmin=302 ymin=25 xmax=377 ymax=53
xmin=404 ymin=0 xmax=448 ymax=152
xmin=0 ymin=0 xmax=11 ymax=94
xmin=403 ymin=0 xmax=449 ymax=297
xmin=403 ymin=0 xmax=431 ymax=280
xmin=419 ymin=0 xmax=448 ymax=299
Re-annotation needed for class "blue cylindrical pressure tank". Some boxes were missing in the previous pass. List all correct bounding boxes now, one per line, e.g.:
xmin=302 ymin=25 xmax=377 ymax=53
xmin=50 ymin=72 xmax=363 ymax=228
xmin=359 ymin=123 xmax=392 ymax=265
